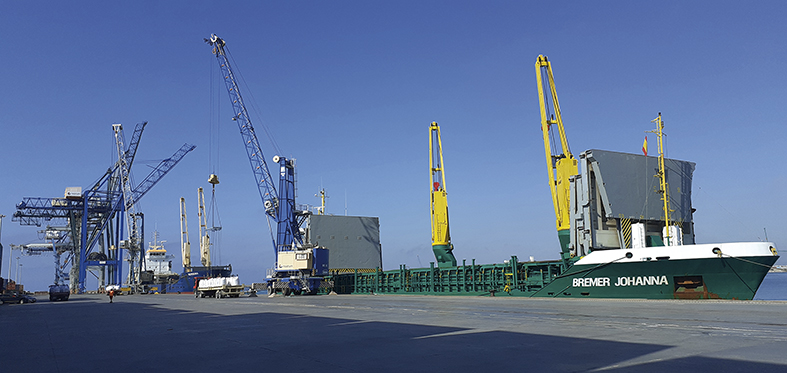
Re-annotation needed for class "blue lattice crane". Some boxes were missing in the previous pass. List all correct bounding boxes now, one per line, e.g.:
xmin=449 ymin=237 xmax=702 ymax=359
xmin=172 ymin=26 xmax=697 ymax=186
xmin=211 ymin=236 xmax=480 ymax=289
xmin=206 ymin=34 xmax=327 ymax=295
xmin=12 ymin=122 xmax=195 ymax=293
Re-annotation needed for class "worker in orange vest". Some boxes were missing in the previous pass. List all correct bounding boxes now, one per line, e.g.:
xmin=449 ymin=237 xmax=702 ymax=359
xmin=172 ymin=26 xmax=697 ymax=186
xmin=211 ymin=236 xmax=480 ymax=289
xmin=108 ymin=289 xmax=115 ymax=303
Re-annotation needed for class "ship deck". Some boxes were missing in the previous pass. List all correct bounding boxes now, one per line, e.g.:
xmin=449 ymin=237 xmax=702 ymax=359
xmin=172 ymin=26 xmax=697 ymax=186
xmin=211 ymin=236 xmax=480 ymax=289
xmin=3 ymin=294 xmax=787 ymax=372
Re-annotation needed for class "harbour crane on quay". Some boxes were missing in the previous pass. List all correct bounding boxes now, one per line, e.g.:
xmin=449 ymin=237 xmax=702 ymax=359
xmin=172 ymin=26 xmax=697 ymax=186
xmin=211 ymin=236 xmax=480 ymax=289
xmin=205 ymin=34 xmax=327 ymax=295
xmin=535 ymin=55 xmax=579 ymax=262
xmin=12 ymin=122 xmax=195 ymax=293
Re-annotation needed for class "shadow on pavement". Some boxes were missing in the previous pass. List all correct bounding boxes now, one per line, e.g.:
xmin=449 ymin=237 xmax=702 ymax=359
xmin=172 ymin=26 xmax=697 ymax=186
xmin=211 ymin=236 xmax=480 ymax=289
xmin=1 ymin=299 xmax=785 ymax=372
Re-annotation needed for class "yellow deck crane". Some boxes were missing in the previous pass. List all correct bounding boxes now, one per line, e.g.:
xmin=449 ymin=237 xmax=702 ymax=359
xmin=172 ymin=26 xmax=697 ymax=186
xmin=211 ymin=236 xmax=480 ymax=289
xmin=179 ymin=197 xmax=192 ymax=270
xmin=535 ymin=55 xmax=578 ymax=259
xmin=429 ymin=121 xmax=457 ymax=267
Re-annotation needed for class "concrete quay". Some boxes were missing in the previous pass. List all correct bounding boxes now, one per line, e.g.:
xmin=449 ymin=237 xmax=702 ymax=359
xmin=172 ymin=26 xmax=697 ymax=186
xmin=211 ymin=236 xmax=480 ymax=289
xmin=2 ymin=293 xmax=786 ymax=372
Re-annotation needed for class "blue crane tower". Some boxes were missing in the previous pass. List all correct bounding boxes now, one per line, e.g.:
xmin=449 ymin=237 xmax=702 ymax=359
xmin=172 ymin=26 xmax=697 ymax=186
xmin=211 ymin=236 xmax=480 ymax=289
xmin=12 ymin=122 xmax=195 ymax=293
xmin=205 ymin=34 xmax=327 ymax=295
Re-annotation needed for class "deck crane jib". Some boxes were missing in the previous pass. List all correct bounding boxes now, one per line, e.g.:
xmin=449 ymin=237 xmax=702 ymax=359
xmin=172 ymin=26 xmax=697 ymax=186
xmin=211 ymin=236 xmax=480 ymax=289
xmin=179 ymin=197 xmax=192 ymax=270
xmin=197 ymin=187 xmax=211 ymax=267
xmin=429 ymin=121 xmax=457 ymax=268
xmin=535 ymin=55 xmax=579 ymax=260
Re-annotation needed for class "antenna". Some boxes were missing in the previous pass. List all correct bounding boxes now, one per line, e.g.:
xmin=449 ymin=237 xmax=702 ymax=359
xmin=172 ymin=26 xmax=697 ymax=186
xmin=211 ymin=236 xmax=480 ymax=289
xmin=314 ymin=188 xmax=329 ymax=215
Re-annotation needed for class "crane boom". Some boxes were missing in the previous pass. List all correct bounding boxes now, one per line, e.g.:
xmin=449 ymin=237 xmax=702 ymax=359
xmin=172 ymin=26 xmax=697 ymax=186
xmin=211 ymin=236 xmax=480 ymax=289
xmin=112 ymin=123 xmax=143 ymax=284
xmin=205 ymin=34 xmax=278 ymax=219
xmin=429 ymin=121 xmax=456 ymax=267
xmin=180 ymin=197 xmax=191 ymax=269
xmin=125 ymin=121 xmax=148 ymax=167
xmin=205 ymin=34 xmax=321 ymax=296
xmin=197 ymin=187 xmax=211 ymax=267
xmin=132 ymin=143 xmax=196 ymax=201
xmin=535 ymin=55 xmax=578 ymax=258
xmin=205 ymin=34 xmax=289 ymax=256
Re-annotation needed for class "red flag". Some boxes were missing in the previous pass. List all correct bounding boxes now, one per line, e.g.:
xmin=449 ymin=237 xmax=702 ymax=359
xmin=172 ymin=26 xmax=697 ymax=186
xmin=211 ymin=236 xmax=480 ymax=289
xmin=642 ymin=136 xmax=648 ymax=156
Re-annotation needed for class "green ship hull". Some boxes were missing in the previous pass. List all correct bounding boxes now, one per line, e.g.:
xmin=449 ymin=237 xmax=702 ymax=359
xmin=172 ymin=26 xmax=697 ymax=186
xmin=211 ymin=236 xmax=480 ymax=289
xmin=327 ymin=242 xmax=779 ymax=300
xmin=531 ymin=255 xmax=776 ymax=300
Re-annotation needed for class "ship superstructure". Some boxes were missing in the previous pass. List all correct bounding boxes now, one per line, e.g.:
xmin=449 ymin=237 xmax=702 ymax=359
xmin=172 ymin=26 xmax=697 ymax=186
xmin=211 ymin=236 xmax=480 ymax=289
xmin=142 ymin=231 xmax=178 ymax=284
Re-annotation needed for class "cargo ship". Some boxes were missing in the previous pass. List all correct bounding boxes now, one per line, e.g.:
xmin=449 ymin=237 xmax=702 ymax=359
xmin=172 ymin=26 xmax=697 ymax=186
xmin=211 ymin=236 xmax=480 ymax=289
xmin=329 ymin=242 xmax=777 ymax=299
xmin=138 ymin=231 xmax=233 ymax=294
xmin=326 ymin=148 xmax=778 ymax=300
xmin=323 ymin=57 xmax=779 ymax=299
xmin=164 ymin=265 xmax=232 ymax=294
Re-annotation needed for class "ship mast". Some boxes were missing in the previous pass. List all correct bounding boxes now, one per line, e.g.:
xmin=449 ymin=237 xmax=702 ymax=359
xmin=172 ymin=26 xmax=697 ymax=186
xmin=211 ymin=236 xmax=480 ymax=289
xmin=648 ymin=113 xmax=674 ymax=245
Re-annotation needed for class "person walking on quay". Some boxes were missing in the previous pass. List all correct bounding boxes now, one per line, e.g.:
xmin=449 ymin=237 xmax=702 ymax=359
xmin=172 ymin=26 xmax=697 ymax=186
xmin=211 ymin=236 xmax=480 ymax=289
xmin=108 ymin=289 xmax=115 ymax=303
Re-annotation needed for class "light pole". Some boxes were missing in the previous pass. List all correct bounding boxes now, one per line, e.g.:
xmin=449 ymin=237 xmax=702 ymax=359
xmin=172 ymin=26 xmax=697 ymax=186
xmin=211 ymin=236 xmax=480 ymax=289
xmin=0 ymin=214 xmax=5 ymax=282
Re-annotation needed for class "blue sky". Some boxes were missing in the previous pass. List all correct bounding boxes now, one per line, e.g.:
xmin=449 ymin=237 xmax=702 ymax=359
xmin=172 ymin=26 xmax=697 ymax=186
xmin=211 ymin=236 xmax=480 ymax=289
xmin=1 ymin=1 xmax=785 ymax=291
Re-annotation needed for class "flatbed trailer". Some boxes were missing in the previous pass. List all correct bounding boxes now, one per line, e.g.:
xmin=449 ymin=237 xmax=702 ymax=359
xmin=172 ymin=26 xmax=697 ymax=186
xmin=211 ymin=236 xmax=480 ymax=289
xmin=196 ymin=285 xmax=243 ymax=298
xmin=195 ymin=276 xmax=243 ymax=298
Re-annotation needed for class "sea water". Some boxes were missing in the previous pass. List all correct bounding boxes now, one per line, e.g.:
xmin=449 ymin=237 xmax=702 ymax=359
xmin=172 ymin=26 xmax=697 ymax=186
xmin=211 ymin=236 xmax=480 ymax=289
xmin=753 ymin=272 xmax=787 ymax=300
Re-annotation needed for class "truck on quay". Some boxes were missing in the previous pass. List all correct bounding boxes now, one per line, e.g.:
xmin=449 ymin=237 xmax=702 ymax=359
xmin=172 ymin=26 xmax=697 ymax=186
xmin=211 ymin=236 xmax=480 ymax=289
xmin=48 ymin=284 xmax=70 ymax=301
xmin=195 ymin=276 xmax=243 ymax=298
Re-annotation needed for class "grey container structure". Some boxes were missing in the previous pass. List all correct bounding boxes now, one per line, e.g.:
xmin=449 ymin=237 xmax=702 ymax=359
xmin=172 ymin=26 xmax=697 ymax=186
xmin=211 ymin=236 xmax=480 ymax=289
xmin=569 ymin=149 xmax=696 ymax=257
xmin=305 ymin=215 xmax=382 ymax=271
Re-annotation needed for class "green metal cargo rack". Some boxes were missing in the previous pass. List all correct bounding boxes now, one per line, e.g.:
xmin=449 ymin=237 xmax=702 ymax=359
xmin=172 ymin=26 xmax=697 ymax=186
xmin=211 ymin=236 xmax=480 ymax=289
xmin=326 ymin=256 xmax=566 ymax=296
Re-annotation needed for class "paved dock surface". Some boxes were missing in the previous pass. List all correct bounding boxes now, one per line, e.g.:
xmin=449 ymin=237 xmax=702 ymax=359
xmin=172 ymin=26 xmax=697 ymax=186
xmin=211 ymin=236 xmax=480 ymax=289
xmin=2 ymin=294 xmax=786 ymax=372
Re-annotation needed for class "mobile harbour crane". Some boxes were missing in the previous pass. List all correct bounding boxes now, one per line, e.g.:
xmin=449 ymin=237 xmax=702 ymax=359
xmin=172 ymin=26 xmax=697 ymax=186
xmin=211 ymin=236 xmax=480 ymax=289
xmin=205 ymin=34 xmax=328 ymax=295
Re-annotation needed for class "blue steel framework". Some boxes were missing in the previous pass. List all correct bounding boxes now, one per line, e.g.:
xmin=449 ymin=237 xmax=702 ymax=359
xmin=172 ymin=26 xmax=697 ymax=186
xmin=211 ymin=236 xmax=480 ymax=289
xmin=12 ymin=123 xmax=195 ymax=293
xmin=274 ymin=156 xmax=309 ymax=253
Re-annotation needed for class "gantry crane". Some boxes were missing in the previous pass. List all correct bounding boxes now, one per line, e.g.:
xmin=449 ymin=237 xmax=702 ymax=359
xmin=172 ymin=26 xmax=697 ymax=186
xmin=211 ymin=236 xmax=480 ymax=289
xmin=13 ymin=122 xmax=195 ymax=293
xmin=180 ymin=197 xmax=191 ymax=270
xmin=535 ymin=55 xmax=578 ymax=260
xmin=113 ymin=123 xmax=143 ymax=285
xmin=205 ymin=34 xmax=326 ymax=295
xmin=429 ymin=121 xmax=457 ymax=267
